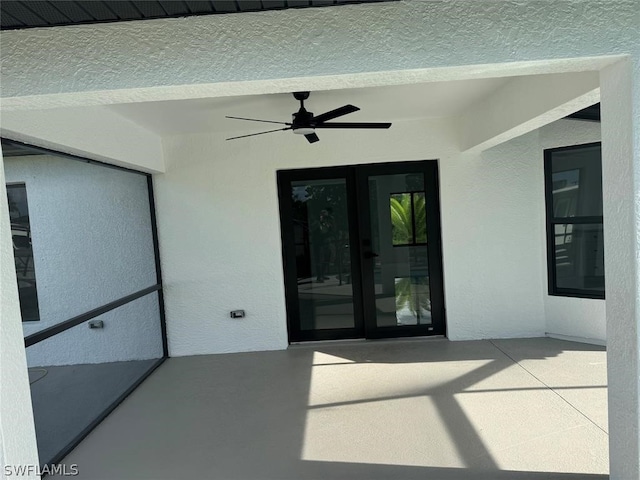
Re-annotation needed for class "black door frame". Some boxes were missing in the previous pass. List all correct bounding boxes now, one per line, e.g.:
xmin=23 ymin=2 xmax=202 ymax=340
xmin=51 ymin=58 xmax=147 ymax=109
xmin=355 ymin=161 xmax=446 ymax=339
xmin=277 ymin=160 xmax=446 ymax=343
xmin=278 ymin=166 xmax=366 ymax=342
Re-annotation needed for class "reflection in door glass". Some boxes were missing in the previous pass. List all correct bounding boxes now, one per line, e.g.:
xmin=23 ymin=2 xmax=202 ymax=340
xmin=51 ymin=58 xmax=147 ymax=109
xmin=390 ymin=192 xmax=427 ymax=246
xmin=390 ymin=193 xmax=413 ymax=245
xmin=369 ymin=174 xmax=432 ymax=327
xmin=395 ymin=276 xmax=430 ymax=325
xmin=291 ymin=179 xmax=356 ymax=330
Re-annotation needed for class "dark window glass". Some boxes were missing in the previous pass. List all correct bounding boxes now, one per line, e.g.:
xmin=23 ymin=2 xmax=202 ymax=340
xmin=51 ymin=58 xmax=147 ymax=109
xmin=551 ymin=145 xmax=602 ymax=217
xmin=7 ymin=183 xmax=40 ymax=320
xmin=545 ymin=143 xmax=604 ymax=298
xmin=554 ymin=224 xmax=605 ymax=292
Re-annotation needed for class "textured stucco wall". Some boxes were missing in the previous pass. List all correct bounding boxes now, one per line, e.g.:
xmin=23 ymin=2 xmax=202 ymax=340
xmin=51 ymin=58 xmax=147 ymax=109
xmin=0 ymin=1 xmax=637 ymax=108
xmin=157 ymin=117 xmax=570 ymax=354
xmin=600 ymin=57 xmax=640 ymax=480
xmin=0 ymin=150 xmax=39 ymax=477
xmin=156 ymin=118 xmax=458 ymax=356
xmin=457 ymin=71 xmax=600 ymax=152
xmin=440 ymin=130 xmax=547 ymax=341
xmin=25 ymin=293 xmax=163 ymax=367
xmin=4 ymin=155 xmax=162 ymax=366
xmin=539 ymin=119 xmax=605 ymax=344
xmin=157 ymin=116 xmax=605 ymax=348
xmin=434 ymin=118 xmax=606 ymax=344
xmin=1 ymin=107 xmax=165 ymax=173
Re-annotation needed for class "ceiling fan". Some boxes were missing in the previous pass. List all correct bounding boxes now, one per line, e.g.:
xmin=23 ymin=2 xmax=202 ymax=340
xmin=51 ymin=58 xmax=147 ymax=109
xmin=226 ymin=91 xmax=392 ymax=143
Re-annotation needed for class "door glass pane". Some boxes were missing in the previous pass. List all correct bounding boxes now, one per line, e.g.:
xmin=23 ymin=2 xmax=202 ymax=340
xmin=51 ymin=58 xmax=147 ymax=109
xmin=368 ymin=173 xmax=432 ymax=327
xmin=291 ymin=179 xmax=355 ymax=330
xmin=554 ymin=223 xmax=605 ymax=294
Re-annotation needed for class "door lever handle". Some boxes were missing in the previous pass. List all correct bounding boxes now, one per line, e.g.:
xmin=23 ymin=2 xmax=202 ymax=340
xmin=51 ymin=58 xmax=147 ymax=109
xmin=364 ymin=251 xmax=379 ymax=259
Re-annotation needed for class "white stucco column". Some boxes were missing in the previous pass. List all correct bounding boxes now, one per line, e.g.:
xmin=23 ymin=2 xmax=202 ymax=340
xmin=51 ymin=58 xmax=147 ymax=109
xmin=600 ymin=56 xmax=640 ymax=480
xmin=0 ymin=148 xmax=40 ymax=477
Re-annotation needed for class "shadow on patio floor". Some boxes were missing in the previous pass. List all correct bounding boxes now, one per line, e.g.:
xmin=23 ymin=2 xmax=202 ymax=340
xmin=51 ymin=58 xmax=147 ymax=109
xmin=51 ymin=338 xmax=608 ymax=479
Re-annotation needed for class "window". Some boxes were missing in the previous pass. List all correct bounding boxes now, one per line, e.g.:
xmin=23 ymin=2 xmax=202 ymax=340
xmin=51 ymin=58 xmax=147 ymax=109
xmin=390 ymin=192 xmax=427 ymax=246
xmin=544 ymin=143 xmax=604 ymax=299
xmin=6 ymin=183 xmax=40 ymax=320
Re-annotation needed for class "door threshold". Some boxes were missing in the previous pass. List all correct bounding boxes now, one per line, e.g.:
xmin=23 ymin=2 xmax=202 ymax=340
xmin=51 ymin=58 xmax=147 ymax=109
xmin=288 ymin=335 xmax=447 ymax=349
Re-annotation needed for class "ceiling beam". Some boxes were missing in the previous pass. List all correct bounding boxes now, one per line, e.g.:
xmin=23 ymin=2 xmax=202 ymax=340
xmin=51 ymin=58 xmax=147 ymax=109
xmin=1 ymin=106 xmax=165 ymax=173
xmin=1 ymin=0 xmax=632 ymax=112
xmin=456 ymin=71 xmax=600 ymax=153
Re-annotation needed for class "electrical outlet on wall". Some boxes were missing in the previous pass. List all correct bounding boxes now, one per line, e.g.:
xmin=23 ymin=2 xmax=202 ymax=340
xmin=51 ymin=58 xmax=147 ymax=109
xmin=230 ymin=310 xmax=245 ymax=319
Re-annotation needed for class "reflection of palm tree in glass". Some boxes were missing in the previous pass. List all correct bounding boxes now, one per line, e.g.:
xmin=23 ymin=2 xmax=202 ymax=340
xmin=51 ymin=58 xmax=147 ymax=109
xmin=395 ymin=277 xmax=431 ymax=323
xmin=390 ymin=193 xmax=426 ymax=245
xmin=391 ymin=192 xmax=429 ymax=323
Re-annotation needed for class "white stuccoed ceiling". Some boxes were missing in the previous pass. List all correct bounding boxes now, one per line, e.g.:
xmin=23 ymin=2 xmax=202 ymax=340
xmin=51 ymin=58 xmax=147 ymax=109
xmin=108 ymin=77 xmax=511 ymax=135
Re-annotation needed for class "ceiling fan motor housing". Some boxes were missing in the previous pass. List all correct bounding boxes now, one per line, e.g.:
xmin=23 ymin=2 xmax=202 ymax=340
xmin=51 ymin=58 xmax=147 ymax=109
xmin=292 ymin=108 xmax=315 ymax=134
xmin=293 ymin=91 xmax=310 ymax=101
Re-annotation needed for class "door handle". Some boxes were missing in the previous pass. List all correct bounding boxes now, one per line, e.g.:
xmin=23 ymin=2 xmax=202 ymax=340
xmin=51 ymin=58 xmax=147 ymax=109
xmin=363 ymin=251 xmax=379 ymax=259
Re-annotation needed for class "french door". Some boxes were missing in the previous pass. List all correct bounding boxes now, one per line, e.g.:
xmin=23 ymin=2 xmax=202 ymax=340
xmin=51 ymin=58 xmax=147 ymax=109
xmin=278 ymin=160 xmax=445 ymax=342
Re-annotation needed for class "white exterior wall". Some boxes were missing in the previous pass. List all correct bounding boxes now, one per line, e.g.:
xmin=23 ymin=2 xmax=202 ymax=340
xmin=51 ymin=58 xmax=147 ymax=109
xmin=600 ymin=57 xmax=640 ymax=480
xmin=157 ymin=118 xmax=458 ymax=356
xmin=0 ymin=149 xmax=39 ymax=478
xmin=539 ymin=119 xmax=605 ymax=344
xmin=0 ymin=2 xmax=636 ymax=110
xmin=1 ymin=107 xmax=165 ymax=173
xmin=1 ymin=1 xmax=639 ymax=476
xmin=157 ymin=117 xmax=605 ymax=354
xmin=4 ymin=155 xmax=163 ymax=366
xmin=441 ymin=131 xmax=547 ymax=341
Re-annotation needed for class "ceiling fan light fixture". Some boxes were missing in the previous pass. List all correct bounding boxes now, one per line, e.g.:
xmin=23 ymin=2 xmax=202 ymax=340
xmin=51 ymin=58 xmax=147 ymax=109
xmin=293 ymin=127 xmax=315 ymax=135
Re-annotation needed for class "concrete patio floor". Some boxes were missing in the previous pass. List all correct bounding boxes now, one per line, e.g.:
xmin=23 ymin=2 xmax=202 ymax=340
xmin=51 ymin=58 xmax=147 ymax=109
xmin=29 ymin=359 xmax=159 ymax=465
xmin=52 ymin=338 xmax=608 ymax=479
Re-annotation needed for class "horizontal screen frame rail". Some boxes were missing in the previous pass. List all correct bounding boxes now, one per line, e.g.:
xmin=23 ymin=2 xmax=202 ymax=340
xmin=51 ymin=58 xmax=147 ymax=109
xmin=24 ymin=284 xmax=161 ymax=347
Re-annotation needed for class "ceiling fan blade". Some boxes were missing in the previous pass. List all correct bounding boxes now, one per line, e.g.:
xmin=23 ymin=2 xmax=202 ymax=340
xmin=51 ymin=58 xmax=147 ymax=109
xmin=226 ymin=127 xmax=292 ymax=141
xmin=226 ymin=116 xmax=291 ymax=125
xmin=304 ymin=133 xmax=320 ymax=144
xmin=314 ymin=122 xmax=392 ymax=129
xmin=312 ymin=105 xmax=360 ymax=123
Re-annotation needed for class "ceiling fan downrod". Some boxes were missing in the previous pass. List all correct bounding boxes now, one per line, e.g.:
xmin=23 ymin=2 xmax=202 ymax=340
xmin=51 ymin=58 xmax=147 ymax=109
xmin=292 ymin=92 xmax=315 ymax=135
